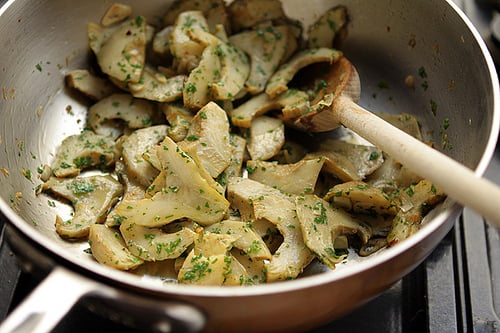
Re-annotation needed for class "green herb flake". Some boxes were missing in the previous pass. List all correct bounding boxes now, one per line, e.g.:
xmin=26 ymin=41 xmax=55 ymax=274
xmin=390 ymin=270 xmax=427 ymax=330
xmin=67 ymin=179 xmax=95 ymax=195
xmin=418 ymin=66 xmax=428 ymax=79
xmin=369 ymin=151 xmax=380 ymax=161
xmin=186 ymin=135 xmax=199 ymax=142
xmin=22 ymin=169 xmax=32 ymax=180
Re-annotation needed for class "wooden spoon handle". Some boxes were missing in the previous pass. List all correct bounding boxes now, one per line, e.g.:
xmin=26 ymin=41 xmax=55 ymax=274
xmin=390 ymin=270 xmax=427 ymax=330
xmin=334 ymin=95 xmax=500 ymax=228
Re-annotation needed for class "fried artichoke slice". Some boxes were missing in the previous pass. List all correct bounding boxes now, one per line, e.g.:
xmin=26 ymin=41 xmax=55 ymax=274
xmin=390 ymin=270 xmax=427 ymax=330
xmin=120 ymin=219 xmax=196 ymax=261
xmin=163 ymin=0 xmax=230 ymax=34
xmin=246 ymin=158 xmax=324 ymax=195
xmin=88 ymin=224 xmax=143 ymax=270
xmin=121 ymin=125 xmax=168 ymax=187
xmin=178 ymin=232 xmax=239 ymax=285
xmin=387 ymin=180 xmax=445 ymax=246
xmin=247 ymin=116 xmax=285 ymax=161
xmin=227 ymin=177 xmax=314 ymax=282
xmin=51 ymin=130 xmax=119 ymax=178
xmin=43 ymin=175 xmax=123 ymax=238
xmin=227 ymin=0 xmax=286 ymax=32
xmin=128 ymin=65 xmax=186 ymax=102
xmin=265 ymin=47 xmax=343 ymax=98
xmin=229 ymin=25 xmax=290 ymax=94
xmin=183 ymin=44 xmax=221 ymax=108
xmin=182 ymin=27 xmax=250 ymax=102
xmin=295 ymin=194 xmax=372 ymax=269
xmin=100 ymin=3 xmax=133 ymax=27
xmin=324 ymin=181 xmax=397 ymax=216
xmin=306 ymin=6 xmax=348 ymax=49
xmin=178 ymin=102 xmax=232 ymax=178
xmin=170 ymin=11 xmax=210 ymax=73
xmin=88 ymin=94 xmax=156 ymax=139
xmin=65 ymin=69 xmax=119 ymax=101
xmin=306 ymin=140 xmax=384 ymax=182
xmin=375 ymin=112 xmax=423 ymax=140
xmin=160 ymin=103 xmax=193 ymax=142
xmin=230 ymin=90 xmax=309 ymax=128
xmin=113 ymin=136 xmax=229 ymax=228
xmin=205 ymin=220 xmax=272 ymax=260
xmin=215 ymin=134 xmax=247 ymax=190
xmin=92 ymin=17 xmax=147 ymax=84
xmin=206 ymin=38 xmax=250 ymax=101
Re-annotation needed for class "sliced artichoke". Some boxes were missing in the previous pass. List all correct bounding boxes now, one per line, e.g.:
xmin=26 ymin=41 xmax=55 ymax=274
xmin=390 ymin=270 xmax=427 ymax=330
xmin=51 ymin=130 xmax=119 ymax=178
xmin=247 ymin=116 xmax=285 ymax=161
xmin=230 ymin=249 xmax=266 ymax=284
xmin=163 ymin=0 xmax=230 ymax=34
xmin=100 ymin=3 xmax=133 ymax=27
xmin=227 ymin=0 xmax=286 ymax=32
xmin=182 ymin=26 xmax=250 ymax=102
xmin=265 ymin=47 xmax=343 ymax=98
xmin=88 ymin=224 xmax=143 ymax=270
xmin=121 ymin=125 xmax=168 ymax=187
xmin=115 ymin=159 xmax=146 ymax=200
xmin=152 ymin=26 xmax=174 ymax=59
xmin=178 ymin=250 xmax=228 ymax=285
xmin=217 ymin=134 xmax=246 ymax=186
xmin=324 ymin=181 xmax=397 ymax=216
xmin=193 ymin=231 xmax=239 ymax=256
xmin=183 ymin=44 xmax=221 ymax=108
xmin=208 ymin=40 xmax=249 ymax=100
xmin=87 ymin=22 xmax=119 ymax=55
xmin=146 ymin=138 xmax=225 ymax=196
xmin=306 ymin=140 xmax=384 ymax=182
xmin=205 ymin=220 xmax=272 ymax=260
xmin=113 ymin=136 xmax=229 ymax=227
xmin=295 ymin=194 xmax=371 ymax=269
xmin=375 ymin=113 xmax=422 ymax=140
xmin=95 ymin=17 xmax=147 ymax=84
xmin=229 ymin=25 xmax=290 ymax=94
xmin=170 ymin=11 xmax=210 ymax=73
xmin=128 ymin=65 xmax=186 ymax=102
xmin=306 ymin=6 xmax=348 ymax=49
xmin=178 ymin=231 xmax=238 ymax=285
xmin=387 ymin=180 xmax=445 ymax=246
xmin=104 ymin=160 xmax=146 ymax=228
xmin=43 ymin=175 xmax=123 ymax=238
xmin=227 ymin=177 xmax=314 ymax=282
xmin=366 ymin=154 xmax=422 ymax=194
xmin=230 ymin=90 xmax=309 ymax=128
xmin=65 ymin=69 xmax=119 ymax=101
xmin=178 ymin=102 xmax=232 ymax=178
xmin=88 ymin=94 xmax=156 ymax=138
xmin=160 ymin=103 xmax=194 ymax=142
xmin=221 ymin=254 xmax=257 ymax=286
xmin=273 ymin=140 xmax=308 ymax=164
xmin=119 ymin=219 xmax=195 ymax=261
xmin=247 ymin=158 xmax=324 ymax=195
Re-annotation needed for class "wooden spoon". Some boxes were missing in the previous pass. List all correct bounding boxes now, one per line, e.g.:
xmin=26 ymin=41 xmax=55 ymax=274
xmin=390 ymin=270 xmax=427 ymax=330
xmin=291 ymin=57 xmax=500 ymax=228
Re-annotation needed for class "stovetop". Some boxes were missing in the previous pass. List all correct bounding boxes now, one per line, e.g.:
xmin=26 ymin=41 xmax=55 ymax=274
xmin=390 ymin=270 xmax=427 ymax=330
xmin=1 ymin=0 xmax=500 ymax=332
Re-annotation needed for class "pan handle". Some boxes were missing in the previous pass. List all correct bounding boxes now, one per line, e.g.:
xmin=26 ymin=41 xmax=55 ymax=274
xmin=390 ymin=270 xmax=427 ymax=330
xmin=0 ymin=266 xmax=206 ymax=333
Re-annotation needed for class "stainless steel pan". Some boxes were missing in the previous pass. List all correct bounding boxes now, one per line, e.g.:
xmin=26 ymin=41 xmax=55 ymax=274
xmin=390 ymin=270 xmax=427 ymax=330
xmin=0 ymin=0 xmax=498 ymax=332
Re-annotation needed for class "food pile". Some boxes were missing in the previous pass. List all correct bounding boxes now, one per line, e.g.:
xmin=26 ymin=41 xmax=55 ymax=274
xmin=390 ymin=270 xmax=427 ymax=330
xmin=40 ymin=0 xmax=445 ymax=285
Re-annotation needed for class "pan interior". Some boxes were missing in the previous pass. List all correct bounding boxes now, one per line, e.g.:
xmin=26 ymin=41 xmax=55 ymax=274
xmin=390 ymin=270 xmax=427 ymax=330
xmin=0 ymin=0 xmax=497 ymax=289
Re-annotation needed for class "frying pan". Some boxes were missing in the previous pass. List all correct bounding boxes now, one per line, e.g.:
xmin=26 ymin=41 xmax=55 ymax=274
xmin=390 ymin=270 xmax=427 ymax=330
xmin=0 ymin=0 xmax=498 ymax=332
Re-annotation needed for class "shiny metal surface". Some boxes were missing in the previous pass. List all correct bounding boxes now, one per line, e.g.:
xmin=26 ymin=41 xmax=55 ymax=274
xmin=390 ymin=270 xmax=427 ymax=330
xmin=0 ymin=0 xmax=498 ymax=332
